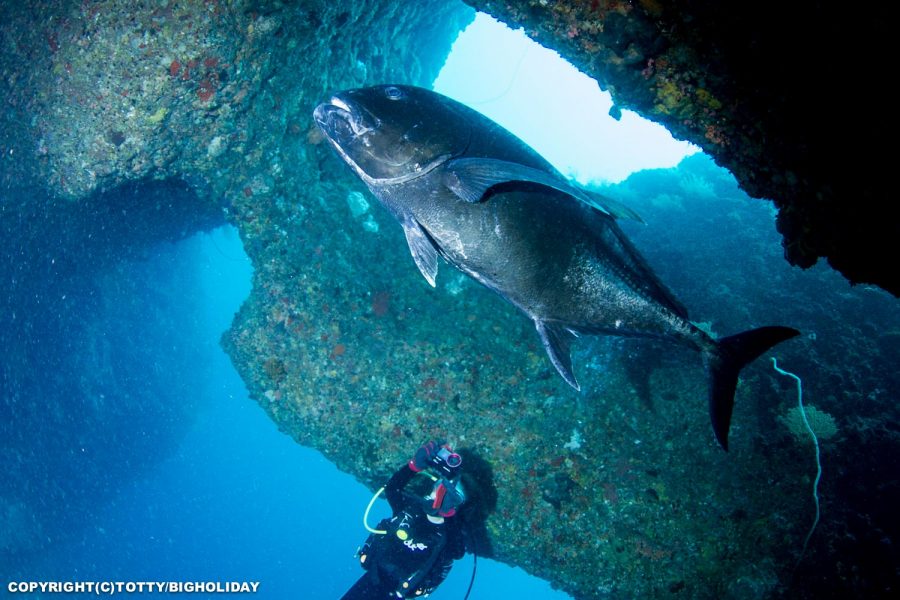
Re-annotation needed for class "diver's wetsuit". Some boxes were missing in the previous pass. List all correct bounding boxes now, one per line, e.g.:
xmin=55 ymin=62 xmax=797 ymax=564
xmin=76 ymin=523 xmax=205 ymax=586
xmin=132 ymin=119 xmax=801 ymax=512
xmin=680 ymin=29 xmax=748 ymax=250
xmin=341 ymin=465 xmax=465 ymax=599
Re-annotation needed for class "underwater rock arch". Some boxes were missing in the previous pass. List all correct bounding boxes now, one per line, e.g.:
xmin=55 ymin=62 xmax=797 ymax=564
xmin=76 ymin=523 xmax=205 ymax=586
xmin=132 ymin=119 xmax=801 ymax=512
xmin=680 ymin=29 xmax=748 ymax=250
xmin=2 ymin=2 xmax=897 ymax=599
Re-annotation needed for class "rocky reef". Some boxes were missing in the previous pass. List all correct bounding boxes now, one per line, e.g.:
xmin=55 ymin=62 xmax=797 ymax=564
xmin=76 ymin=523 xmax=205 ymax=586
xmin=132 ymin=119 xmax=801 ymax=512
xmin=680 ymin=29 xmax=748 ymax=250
xmin=2 ymin=1 xmax=897 ymax=599
xmin=462 ymin=0 xmax=896 ymax=297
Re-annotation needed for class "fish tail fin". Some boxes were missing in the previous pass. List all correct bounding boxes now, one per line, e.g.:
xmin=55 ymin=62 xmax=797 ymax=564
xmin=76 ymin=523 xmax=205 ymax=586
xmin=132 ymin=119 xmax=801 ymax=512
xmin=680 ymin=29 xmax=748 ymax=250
xmin=706 ymin=326 xmax=800 ymax=451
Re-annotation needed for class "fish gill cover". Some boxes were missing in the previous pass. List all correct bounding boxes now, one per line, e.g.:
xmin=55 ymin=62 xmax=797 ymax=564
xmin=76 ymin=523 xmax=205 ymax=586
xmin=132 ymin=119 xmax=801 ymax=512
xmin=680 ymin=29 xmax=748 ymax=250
xmin=1 ymin=1 xmax=898 ymax=599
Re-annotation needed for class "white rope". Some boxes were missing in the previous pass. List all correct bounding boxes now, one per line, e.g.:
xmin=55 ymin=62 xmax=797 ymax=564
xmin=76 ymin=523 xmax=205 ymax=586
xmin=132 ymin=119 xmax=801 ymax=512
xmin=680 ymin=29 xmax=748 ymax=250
xmin=772 ymin=357 xmax=821 ymax=561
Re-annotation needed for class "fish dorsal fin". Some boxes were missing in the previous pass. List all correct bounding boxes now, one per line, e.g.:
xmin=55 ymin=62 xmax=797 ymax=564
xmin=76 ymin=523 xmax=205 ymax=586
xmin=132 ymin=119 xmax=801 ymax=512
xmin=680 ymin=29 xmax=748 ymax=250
xmin=443 ymin=157 xmax=644 ymax=220
xmin=535 ymin=320 xmax=580 ymax=391
xmin=402 ymin=217 xmax=439 ymax=287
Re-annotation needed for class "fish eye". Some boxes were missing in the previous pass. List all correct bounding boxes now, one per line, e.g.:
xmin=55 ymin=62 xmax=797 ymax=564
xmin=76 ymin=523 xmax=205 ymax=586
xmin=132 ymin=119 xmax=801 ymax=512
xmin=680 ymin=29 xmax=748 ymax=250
xmin=384 ymin=86 xmax=404 ymax=100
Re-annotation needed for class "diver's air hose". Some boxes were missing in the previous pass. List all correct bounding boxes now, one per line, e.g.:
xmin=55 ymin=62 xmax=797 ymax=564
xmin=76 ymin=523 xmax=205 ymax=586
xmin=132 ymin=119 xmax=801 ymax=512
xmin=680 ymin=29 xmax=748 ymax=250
xmin=363 ymin=471 xmax=440 ymax=535
xmin=363 ymin=486 xmax=387 ymax=534
xmin=463 ymin=535 xmax=478 ymax=600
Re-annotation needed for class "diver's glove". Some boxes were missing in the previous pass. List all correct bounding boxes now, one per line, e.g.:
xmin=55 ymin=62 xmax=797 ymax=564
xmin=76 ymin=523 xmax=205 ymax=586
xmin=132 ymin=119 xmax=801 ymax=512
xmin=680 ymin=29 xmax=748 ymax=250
xmin=409 ymin=439 xmax=445 ymax=472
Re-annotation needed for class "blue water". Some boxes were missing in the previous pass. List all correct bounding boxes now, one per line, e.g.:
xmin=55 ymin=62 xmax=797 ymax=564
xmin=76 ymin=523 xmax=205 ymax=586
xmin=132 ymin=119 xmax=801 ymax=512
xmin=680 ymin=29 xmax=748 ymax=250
xmin=4 ymin=226 xmax=567 ymax=599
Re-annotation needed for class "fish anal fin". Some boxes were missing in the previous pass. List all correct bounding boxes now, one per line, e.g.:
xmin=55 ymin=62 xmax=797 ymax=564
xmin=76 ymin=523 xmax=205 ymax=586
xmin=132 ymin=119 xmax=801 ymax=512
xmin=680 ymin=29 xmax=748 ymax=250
xmin=535 ymin=320 xmax=580 ymax=391
xmin=402 ymin=217 xmax=439 ymax=287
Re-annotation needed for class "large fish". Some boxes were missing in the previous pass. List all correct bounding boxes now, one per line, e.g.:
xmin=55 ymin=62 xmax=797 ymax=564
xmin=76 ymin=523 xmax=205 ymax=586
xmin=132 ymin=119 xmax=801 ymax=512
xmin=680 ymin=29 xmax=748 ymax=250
xmin=313 ymin=84 xmax=798 ymax=450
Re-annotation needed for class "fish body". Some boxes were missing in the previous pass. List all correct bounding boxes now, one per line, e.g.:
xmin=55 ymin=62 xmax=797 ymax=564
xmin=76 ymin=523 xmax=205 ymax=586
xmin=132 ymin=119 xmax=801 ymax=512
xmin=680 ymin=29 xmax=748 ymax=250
xmin=314 ymin=84 xmax=798 ymax=449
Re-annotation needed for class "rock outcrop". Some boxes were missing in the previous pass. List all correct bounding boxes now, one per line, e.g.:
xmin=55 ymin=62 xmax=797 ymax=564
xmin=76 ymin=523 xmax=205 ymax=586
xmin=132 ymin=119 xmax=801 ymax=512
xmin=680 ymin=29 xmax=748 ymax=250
xmin=463 ymin=0 xmax=896 ymax=296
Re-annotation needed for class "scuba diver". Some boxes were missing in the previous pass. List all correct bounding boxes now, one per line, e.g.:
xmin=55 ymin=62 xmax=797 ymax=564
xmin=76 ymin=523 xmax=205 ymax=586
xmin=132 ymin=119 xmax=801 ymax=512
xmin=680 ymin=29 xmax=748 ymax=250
xmin=341 ymin=440 xmax=467 ymax=599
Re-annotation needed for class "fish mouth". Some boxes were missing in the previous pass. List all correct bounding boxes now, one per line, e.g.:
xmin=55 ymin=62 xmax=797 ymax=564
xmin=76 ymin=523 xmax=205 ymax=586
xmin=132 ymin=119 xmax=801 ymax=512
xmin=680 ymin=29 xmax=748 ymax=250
xmin=313 ymin=96 xmax=379 ymax=142
xmin=313 ymin=95 xmax=381 ymax=183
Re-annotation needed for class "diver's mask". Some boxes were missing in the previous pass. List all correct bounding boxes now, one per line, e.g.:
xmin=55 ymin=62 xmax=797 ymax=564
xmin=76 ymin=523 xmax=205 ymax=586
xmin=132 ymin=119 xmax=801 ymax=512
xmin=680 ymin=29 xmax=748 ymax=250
xmin=424 ymin=476 xmax=466 ymax=518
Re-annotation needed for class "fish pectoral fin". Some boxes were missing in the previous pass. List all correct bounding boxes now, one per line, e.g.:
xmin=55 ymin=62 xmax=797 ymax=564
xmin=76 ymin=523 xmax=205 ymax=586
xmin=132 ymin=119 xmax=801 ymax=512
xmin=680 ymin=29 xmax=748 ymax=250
xmin=535 ymin=320 xmax=580 ymax=391
xmin=582 ymin=190 xmax=644 ymax=223
xmin=443 ymin=157 xmax=617 ymax=218
xmin=402 ymin=217 xmax=439 ymax=287
xmin=442 ymin=157 xmax=506 ymax=203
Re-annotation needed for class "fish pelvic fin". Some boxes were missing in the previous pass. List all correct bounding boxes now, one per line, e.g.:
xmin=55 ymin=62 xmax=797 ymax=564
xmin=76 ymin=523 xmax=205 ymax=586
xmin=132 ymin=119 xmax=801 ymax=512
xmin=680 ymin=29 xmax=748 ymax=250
xmin=535 ymin=320 xmax=580 ymax=391
xmin=401 ymin=217 xmax=439 ymax=287
xmin=705 ymin=326 xmax=800 ymax=451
